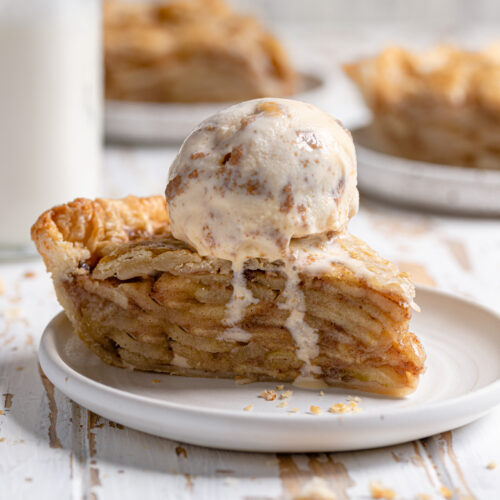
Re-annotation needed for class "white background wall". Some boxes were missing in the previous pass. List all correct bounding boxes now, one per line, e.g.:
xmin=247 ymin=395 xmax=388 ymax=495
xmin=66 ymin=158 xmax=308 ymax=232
xmin=225 ymin=0 xmax=499 ymax=93
xmin=231 ymin=0 xmax=500 ymax=59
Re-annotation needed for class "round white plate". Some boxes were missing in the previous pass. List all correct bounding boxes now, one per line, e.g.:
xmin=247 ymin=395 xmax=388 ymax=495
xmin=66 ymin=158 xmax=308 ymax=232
xmin=353 ymin=127 xmax=500 ymax=215
xmin=39 ymin=286 xmax=500 ymax=453
xmin=104 ymin=70 xmax=366 ymax=144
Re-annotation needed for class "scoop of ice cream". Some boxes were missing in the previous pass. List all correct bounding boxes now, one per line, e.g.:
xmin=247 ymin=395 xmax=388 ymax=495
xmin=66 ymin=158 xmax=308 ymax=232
xmin=166 ymin=98 xmax=358 ymax=263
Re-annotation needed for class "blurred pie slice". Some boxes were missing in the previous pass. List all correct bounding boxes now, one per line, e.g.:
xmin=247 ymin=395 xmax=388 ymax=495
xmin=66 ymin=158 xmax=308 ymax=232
xmin=32 ymin=196 xmax=425 ymax=396
xmin=345 ymin=44 xmax=500 ymax=169
xmin=104 ymin=0 xmax=296 ymax=103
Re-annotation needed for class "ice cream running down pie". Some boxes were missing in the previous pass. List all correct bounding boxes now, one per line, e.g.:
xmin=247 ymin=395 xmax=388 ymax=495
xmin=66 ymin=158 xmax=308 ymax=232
xmin=345 ymin=44 xmax=500 ymax=169
xmin=32 ymin=99 xmax=425 ymax=396
xmin=104 ymin=0 xmax=296 ymax=103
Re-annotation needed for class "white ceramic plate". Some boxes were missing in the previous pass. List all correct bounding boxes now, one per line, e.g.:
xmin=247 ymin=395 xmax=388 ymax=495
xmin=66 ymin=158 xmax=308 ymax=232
xmin=353 ymin=127 xmax=500 ymax=215
xmin=39 ymin=286 xmax=500 ymax=453
xmin=104 ymin=70 xmax=366 ymax=144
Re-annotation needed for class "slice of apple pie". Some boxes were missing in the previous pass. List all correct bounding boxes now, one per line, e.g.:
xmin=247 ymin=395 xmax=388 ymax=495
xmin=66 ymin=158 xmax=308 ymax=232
xmin=32 ymin=195 xmax=425 ymax=396
xmin=345 ymin=44 xmax=500 ymax=169
xmin=104 ymin=0 xmax=296 ymax=103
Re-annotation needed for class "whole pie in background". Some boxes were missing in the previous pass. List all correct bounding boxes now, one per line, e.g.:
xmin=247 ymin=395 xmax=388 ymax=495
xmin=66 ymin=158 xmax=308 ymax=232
xmin=104 ymin=0 xmax=297 ymax=103
xmin=32 ymin=99 xmax=426 ymax=397
xmin=344 ymin=44 xmax=500 ymax=170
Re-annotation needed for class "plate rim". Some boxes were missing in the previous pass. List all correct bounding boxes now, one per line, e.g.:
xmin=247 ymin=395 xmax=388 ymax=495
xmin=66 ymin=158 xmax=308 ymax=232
xmin=38 ymin=285 xmax=500 ymax=425
xmin=103 ymin=68 xmax=372 ymax=145
xmin=352 ymin=126 xmax=500 ymax=182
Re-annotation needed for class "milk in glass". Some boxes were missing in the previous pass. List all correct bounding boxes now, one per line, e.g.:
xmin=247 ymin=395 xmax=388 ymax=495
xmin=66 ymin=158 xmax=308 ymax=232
xmin=0 ymin=0 xmax=102 ymax=257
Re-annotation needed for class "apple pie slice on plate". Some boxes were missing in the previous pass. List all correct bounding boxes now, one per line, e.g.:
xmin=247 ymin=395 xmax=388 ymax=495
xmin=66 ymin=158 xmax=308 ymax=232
xmin=33 ymin=98 xmax=425 ymax=397
xmin=32 ymin=195 xmax=425 ymax=397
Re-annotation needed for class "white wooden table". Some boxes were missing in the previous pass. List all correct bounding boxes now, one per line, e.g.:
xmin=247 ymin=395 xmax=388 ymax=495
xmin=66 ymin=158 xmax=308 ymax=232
xmin=1 ymin=143 xmax=499 ymax=500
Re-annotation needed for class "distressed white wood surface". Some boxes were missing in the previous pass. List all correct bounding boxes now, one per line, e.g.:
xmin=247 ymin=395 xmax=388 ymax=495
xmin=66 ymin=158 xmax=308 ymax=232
xmin=1 ymin=144 xmax=499 ymax=500
xmin=2 ymin=24 xmax=500 ymax=495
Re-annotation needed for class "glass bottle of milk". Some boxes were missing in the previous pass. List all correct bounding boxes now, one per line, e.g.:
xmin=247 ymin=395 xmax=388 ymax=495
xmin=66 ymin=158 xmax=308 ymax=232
xmin=0 ymin=0 xmax=102 ymax=259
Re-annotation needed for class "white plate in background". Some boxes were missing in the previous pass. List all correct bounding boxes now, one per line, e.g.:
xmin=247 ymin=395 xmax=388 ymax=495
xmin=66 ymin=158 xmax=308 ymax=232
xmin=104 ymin=70 xmax=367 ymax=144
xmin=353 ymin=126 xmax=500 ymax=215
xmin=105 ymin=72 xmax=324 ymax=144
xmin=39 ymin=286 xmax=500 ymax=452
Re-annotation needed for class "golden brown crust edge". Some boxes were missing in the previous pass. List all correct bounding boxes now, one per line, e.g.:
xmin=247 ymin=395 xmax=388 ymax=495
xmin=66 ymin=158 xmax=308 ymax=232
xmin=31 ymin=195 xmax=169 ymax=277
xmin=344 ymin=44 xmax=500 ymax=112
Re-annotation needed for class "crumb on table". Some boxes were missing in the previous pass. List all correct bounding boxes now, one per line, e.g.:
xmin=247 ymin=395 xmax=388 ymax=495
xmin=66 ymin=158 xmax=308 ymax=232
xmin=370 ymin=481 xmax=396 ymax=499
xmin=293 ymin=476 xmax=336 ymax=500
xmin=329 ymin=403 xmax=349 ymax=414
xmin=440 ymin=486 xmax=452 ymax=499
xmin=328 ymin=401 xmax=361 ymax=414
xmin=260 ymin=389 xmax=277 ymax=401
